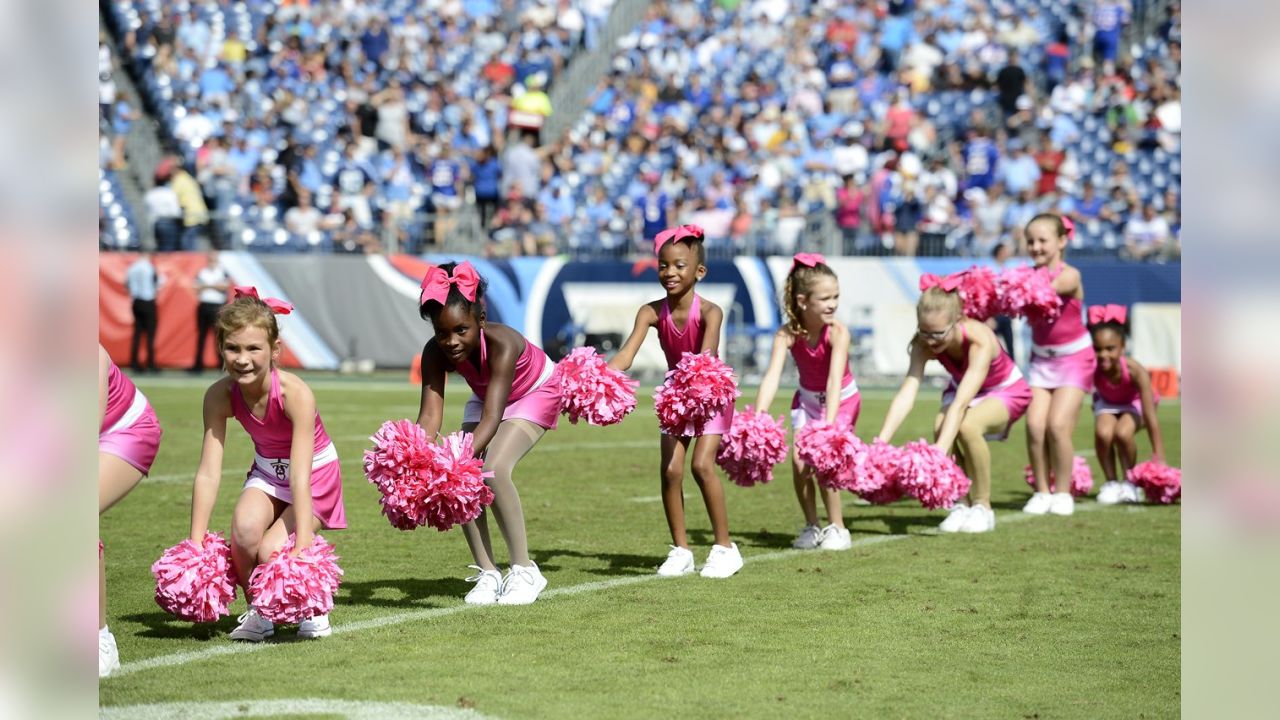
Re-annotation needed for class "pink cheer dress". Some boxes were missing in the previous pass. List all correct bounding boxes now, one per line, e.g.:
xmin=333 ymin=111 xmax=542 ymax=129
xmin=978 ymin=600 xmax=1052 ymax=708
xmin=1093 ymin=357 xmax=1158 ymax=428
xmin=789 ymin=324 xmax=861 ymax=431
xmin=934 ymin=323 xmax=1033 ymax=440
xmin=99 ymin=359 xmax=162 ymax=474
xmin=231 ymin=369 xmax=347 ymax=529
xmin=456 ymin=328 xmax=561 ymax=430
xmin=1028 ymin=263 xmax=1096 ymax=391
xmin=656 ymin=294 xmax=734 ymax=436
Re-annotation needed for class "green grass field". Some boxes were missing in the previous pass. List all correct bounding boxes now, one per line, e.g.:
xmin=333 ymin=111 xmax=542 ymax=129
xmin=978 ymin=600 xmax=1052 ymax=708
xmin=100 ymin=376 xmax=1180 ymax=719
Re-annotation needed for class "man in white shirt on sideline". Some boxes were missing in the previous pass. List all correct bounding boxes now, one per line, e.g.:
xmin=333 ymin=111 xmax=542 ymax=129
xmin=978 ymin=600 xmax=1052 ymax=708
xmin=190 ymin=251 xmax=230 ymax=372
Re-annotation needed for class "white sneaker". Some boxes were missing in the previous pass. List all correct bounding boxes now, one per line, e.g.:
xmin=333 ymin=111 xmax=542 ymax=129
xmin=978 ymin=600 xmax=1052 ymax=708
xmin=1121 ymin=481 xmax=1145 ymax=504
xmin=98 ymin=627 xmax=119 ymax=678
xmin=464 ymin=565 xmax=503 ymax=606
xmin=1096 ymin=481 xmax=1124 ymax=505
xmin=656 ymin=546 xmax=696 ymax=576
xmin=792 ymin=524 xmax=823 ymax=549
xmin=700 ymin=543 xmax=744 ymax=579
xmin=229 ymin=608 xmax=274 ymax=642
xmin=497 ymin=563 xmax=548 ymax=605
xmin=818 ymin=525 xmax=853 ymax=550
xmin=938 ymin=503 xmax=971 ymax=533
xmin=959 ymin=504 xmax=996 ymax=533
xmin=297 ymin=614 xmax=332 ymax=639
xmin=1048 ymin=492 xmax=1075 ymax=516
xmin=1023 ymin=492 xmax=1053 ymax=515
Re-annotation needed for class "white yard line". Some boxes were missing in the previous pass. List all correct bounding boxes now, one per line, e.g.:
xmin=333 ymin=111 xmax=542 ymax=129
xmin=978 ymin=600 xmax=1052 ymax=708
xmin=108 ymin=504 xmax=1109 ymax=679
xmin=99 ymin=698 xmax=495 ymax=719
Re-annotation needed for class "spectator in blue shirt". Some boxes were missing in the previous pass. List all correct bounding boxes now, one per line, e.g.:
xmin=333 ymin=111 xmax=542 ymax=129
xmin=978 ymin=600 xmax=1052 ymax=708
xmin=995 ymin=138 xmax=1041 ymax=194
xmin=360 ymin=17 xmax=391 ymax=67
xmin=469 ymin=145 xmax=503 ymax=229
xmin=125 ymin=253 xmax=162 ymax=373
xmin=964 ymin=129 xmax=1000 ymax=190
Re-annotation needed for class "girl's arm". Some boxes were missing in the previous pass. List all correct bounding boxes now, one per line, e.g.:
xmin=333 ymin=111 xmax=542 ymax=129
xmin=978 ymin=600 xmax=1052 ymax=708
xmin=469 ymin=332 xmax=518 ymax=456
xmin=98 ymin=345 xmax=110 ymax=430
xmin=189 ymin=382 xmax=231 ymax=544
xmin=823 ymin=323 xmax=852 ymax=424
xmin=1129 ymin=359 xmax=1166 ymax=463
xmin=415 ymin=340 xmax=447 ymax=440
xmin=935 ymin=321 xmax=997 ymax=453
xmin=607 ymin=304 xmax=658 ymax=372
xmin=280 ymin=373 xmax=318 ymax=554
xmin=753 ymin=329 xmax=794 ymax=415
xmin=699 ymin=301 xmax=725 ymax=356
xmin=1050 ymin=264 xmax=1082 ymax=297
xmin=877 ymin=341 xmax=928 ymax=442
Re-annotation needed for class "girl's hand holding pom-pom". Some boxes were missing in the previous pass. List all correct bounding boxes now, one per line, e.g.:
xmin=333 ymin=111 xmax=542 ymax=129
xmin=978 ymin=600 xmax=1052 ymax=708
xmin=894 ymin=440 xmax=972 ymax=510
xmin=795 ymin=421 xmax=859 ymax=491
xmin=653 ymin=352 xmax=740 ymax=436
xmin=152 ymin=532 xmax=238 ymax=623
xmin=852 ymin=439 xmax=907 ymax=505
xmin=1127 ymin=461 xmax=1181 ymax=504
xmin=996 ymin=266 xmax=1063 ymax=324
xmin=364 ymin=421 xmax=495 ymax=531
xmin=1023 ymin=456 xmax=1094 ymax=497
xmin=715 ymin=407 xmax=788 ymax=487
xmin=248 ymin=534 xmax=344 ymax=625
xmin=553 ymin=347 xmax=639 ymax=426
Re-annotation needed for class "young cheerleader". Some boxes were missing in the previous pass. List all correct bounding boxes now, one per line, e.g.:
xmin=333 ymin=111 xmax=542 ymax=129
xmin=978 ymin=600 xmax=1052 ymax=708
xmin=99 ymin=344 xmax=163 ymax=676
xmin=608 ymin=225 xmax=743 ymax=579
xmin=752 ymin=254 xmax=860 ymax=550
xmin=416 ymin=261 xmax=560 ymax=605
xmin=1088 ymin=304 xmax=1165 ymax=504
xmin=1022 ymin=214 xmax=1096 ymax=516
xmin=187 ymin=287 xmax=346 ymax=641
xmin=877 ymin=280 xmax=1032 ymax=533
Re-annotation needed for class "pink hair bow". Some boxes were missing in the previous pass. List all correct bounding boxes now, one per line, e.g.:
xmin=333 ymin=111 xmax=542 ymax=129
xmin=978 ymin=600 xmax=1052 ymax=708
xmin=653 ymin=224 xmax=705 ymax=254
xmin=232 ymin=286 xmax=293 ymax=315
xmin=1061 ymin=215 xmax=1076 ymax=240
xmin=420 ymin=261 xmax=480 ymax=305
xmin=919 ymin=272 xmax=964 ymax=292
xmin=791 ymin=253 xmax=826 ymax=270
xmin=1088 ymin=304 xmax=1127 ymax=325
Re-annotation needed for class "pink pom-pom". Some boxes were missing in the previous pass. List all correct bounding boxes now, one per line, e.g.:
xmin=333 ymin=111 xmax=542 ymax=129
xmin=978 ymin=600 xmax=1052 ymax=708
xmin=893 ymin=440 xmax=972 ymax=510
xmin=423 ymin=431 xmax=496 ymax=531
xmin=996 ymin=265 xmax=1063 ymax=324
xmin=1023 ymin=456 xmax=1094 ymax=496
xmin=151 ymin=532 xmax=237 ymax=623
xmin=248 ymin=534 xmax=344 ymax=625
xmin=957 ymin=266 xmax=998 ymax=321
xmin=653 ymin=352 xmax=740 ymax=436
xmin=851 ymin=439 xmax=907 ymax=504
xmin=715 ymin=406 xmax=788 ymax=487
xmin=364 ymin=422 xmax=495 ymax=531
xmin=553 ymin=347 xmax=639 ymax=426
xmin=795 ymin=421 xmax=860 ymax=491
xmin=1128 ymin=461 xmax=1181 ymax=504
xmin=364 ymin=419 xmax=441 ymax=531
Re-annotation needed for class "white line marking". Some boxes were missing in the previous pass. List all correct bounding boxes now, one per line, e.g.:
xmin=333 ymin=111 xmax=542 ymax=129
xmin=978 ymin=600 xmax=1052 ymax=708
xmin=99 ymin=698 xmax=496 ymax=719
xmin=108 ymin=503 xmax=1117 ymax=679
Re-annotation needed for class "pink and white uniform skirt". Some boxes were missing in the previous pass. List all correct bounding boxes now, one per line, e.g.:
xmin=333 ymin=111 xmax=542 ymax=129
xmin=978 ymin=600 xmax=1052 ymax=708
xmin=941 ymin=368 xmax=1033 ymax=441
xmin=463 ymin=355 xmax=562 ymax=430
xmin=1028 ymin=335 xmax=1096 ymax=392
xmin=1093 ymin=393 xmax=1157 ymax=429
xmin=244 ymin=441 xmax=347 ymax=529
xmin=98 ymin=389 xmax=162 ymax=475
xmin=790 ymin=378 xmax=862 ymax=432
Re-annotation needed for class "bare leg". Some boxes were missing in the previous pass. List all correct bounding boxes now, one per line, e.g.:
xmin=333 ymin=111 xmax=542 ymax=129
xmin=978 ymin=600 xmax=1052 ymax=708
xmin=690 ymin=435 xmax=731 ymax=547
xmin=791 ymin=448 xmax=819 ymax=526
xmin=1114 ymin=413 xmax=1140 ymax=475
xmin=99 ymin=453 xmax=144 ymax=514
xmin=953 ymin=399 xmax=1010 ymax=508
xmin=1025 ymin=388 xmax=1053 ymax=493
xmin=230 ymin=489 xmax=286 ymax=591
xmin=1095 ymin=413 xmax=1119 ymax=482
xmin=478 ymin=419 xmax=545 ymax=567
xmin=457 ymin=421 xmax=498 ymax=570
xmin=1045 ymin=387 xmax=1087 ymax=493
xmin=660 ymin=434 xmax=691 ymax=547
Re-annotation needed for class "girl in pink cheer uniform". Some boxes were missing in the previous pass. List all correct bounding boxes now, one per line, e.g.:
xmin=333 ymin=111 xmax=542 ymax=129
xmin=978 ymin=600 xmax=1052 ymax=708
xmin=877 ymin=279 xmax=1032 ymax=534
xmin=98 ymin=344 xmax=163 ymax=676
xmin=187 ymin=287 xmax=346 ymax=643
xmin=1022 ymin=214 xmax=1096 ymax=517
xmin=609 ymin=225 xmax=742 ymax=579
xmin=416 ymin=261 xmax=562 ymax=606
xmin=1088 ymin=304 xmax=1165 ymax=504
xmin=752 ymin=253 xmax=861 ymax=551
